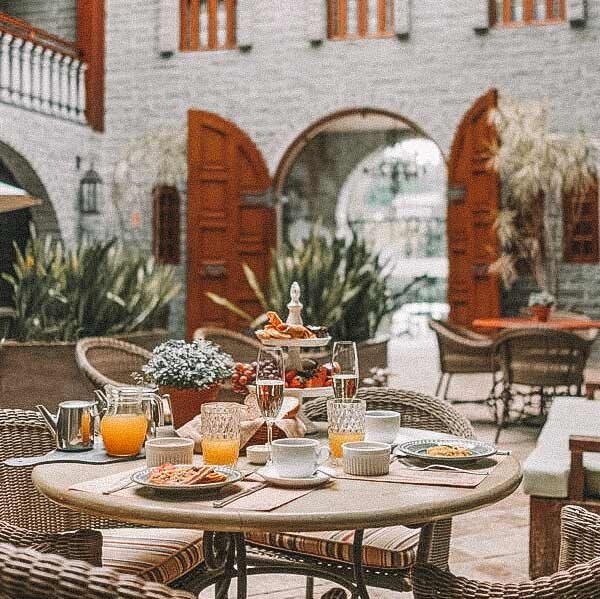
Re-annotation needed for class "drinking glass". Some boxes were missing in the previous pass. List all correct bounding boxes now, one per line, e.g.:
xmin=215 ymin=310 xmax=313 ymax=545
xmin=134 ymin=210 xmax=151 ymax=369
xmin=327 ymin=398 xmax=366 ymax=462
xmin=255 ymin=347 xmax=285 ymax=452
xmin=331 ymin=341 xmax=359 ymax=400
xmin=200 ymin=403 xmax=240 ymax=467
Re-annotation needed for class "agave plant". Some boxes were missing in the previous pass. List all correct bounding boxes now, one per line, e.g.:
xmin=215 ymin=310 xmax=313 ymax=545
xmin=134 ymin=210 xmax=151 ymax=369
xmin=2 ymin=227 xmax=181 ymax=342
xmin=207 ymin=227 xmax=432 ymax=343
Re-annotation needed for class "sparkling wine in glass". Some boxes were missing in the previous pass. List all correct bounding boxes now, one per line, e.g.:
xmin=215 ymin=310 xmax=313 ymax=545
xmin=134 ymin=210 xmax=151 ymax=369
xmin=332 ymin=341 xmax=359 ymax=400
xmin=256 ymin=347 xmax=285 ymax=452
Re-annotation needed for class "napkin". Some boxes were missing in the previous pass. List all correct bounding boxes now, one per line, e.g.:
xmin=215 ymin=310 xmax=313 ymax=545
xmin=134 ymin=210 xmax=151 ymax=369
xmin=177 ymin=394 xmax=306 ymax=452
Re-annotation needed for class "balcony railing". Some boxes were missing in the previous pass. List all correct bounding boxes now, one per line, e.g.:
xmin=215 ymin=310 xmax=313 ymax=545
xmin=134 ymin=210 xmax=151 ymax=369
xmin=0 ymin=13 xmax=86 ymax=123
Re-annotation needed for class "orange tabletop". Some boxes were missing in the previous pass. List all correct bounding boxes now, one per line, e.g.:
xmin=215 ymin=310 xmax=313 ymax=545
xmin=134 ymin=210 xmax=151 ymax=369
xmin=473 ymin=317 xmax=600 ymax=330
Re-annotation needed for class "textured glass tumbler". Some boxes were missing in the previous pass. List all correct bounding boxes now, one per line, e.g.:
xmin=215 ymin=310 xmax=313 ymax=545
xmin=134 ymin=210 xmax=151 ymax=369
xmin=200 ymin=402 xmax=241 ymax=467
xmin=327 ymin=398 xmax=366 ymax=461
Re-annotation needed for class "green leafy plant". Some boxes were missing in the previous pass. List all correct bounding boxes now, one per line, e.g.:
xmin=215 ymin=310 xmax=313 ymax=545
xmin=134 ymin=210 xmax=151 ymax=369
xmin=136 ymin=339 xmax=234 ymax=390
xmin=2 ymin=228 xmax=181 ymax=342
xmin=207 ymin=227 xmax=433 ymax=343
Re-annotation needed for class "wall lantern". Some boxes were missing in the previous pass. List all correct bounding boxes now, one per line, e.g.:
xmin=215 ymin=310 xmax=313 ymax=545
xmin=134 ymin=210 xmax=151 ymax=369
xmin=78 ymin=164 xmax=103 ymax=214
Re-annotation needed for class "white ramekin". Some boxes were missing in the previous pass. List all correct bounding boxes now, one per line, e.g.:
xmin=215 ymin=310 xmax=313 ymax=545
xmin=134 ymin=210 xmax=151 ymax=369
xmin=145 ymin=437 xmax=195 ymax=468
xmin=245 ymin=444 xmax=271 ymax=465
xmin=342 ymin=441 xmax=391 ymax=476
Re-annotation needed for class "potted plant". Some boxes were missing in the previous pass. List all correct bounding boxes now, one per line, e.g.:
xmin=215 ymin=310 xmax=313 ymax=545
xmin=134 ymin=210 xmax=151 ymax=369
xmin=528 ymin=290 xmax=555 ymax=322
xmin=0 ymin=229 xmax=179 ymax=410
xmin=139 ymin=339 xmax=234 ymax=428
xmin=206 ymin=226 xmax=433 ymax=377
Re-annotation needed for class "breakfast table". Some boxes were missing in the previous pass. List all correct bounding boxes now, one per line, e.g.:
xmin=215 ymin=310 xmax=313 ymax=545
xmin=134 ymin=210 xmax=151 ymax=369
xmin=32 ymin=435 xmax=522 ymax=599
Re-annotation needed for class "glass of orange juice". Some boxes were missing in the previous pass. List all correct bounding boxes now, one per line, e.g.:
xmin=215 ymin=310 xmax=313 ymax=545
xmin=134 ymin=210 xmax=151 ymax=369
xmin=327 ymin=398 xmax=366 ymax=463
xmin=100 ymin=397 xmax=148 ymax=457
xmin=201 ymin=403 xmax=240 ymax=467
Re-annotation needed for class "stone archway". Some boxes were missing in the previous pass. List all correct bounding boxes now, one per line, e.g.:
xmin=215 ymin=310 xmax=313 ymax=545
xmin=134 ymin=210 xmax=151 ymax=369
xmin=0 ymin=140 xmax=60 ymax=239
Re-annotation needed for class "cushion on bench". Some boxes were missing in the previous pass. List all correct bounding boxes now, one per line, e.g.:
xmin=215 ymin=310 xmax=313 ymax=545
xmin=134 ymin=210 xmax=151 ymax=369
xmin=523 ymin=397 xmax=600 ymax=499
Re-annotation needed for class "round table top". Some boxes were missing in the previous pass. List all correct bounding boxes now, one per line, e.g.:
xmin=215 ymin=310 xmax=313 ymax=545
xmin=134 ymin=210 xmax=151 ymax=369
xmin=33 ymin=452 xmax=522 ymax=534
xmin=473 ymin=317 xmax=600 ymax=330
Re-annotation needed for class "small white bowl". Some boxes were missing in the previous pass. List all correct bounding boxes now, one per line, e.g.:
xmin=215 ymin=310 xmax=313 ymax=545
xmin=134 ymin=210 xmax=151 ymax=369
xmin=145 ymin=437 xmax=194 ymax=468
xmin=246 ymin=444 xmax=270 ymax=465
xmin=342 ymin=441 xmax=391 ymax=476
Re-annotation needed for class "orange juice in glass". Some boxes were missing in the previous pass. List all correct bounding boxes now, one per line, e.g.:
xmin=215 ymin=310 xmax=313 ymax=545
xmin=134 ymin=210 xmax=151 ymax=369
xmin=327 ymin=398 xmax=366 ymax=461
xmin=201 ymin=403 xmax=240 ymax=466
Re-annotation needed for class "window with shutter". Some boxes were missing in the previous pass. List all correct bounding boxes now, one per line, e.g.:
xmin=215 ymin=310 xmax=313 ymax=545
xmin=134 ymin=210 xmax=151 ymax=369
xmin=152 ymin=185 xmax=181 ymax=264
xmin=328 ymin=0 xmax=395 ymax=40
xmin=180 ymin=0 xmax=236 ymax=51
xmin=563 ymin=181 xmax=600 ymax=264
xmin=491 ymin=0 xmax=565 ymax=26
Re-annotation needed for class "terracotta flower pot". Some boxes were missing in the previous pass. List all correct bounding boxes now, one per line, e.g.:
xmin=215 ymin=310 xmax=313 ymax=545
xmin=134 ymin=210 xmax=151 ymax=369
xmin=160 ymin=384 xmax=220 ymax=429
xmin=531 ymin=305 xmax=552 ymax=322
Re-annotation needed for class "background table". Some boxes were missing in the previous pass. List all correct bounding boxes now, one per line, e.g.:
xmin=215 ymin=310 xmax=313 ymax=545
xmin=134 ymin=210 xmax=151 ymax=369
xmin=473 ymin=317 xmax=600 ymax=330
xmin=33 ymin=452 xmax=521 ymax=599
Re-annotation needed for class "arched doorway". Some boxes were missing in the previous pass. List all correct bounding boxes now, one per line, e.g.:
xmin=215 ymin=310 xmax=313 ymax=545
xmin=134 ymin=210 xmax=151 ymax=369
xmin=0 ymin=142 xmax=57 ymax=306
xmin=273 ymin=108 xmax=448 ymax=334
xmin=186 ymin=110 xmax=274 ymax=336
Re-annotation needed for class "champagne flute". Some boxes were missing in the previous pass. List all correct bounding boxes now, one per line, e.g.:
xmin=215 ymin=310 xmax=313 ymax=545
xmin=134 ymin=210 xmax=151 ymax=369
xmin=255 ymin=347 xmax=285 ymax=454
xmin=332 ymin=341 xmax=359 ymax=400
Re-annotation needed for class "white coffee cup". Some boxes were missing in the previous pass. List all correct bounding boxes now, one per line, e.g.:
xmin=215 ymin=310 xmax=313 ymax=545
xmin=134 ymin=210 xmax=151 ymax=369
xmin=271 ymin=438 xmax=330 ymax=478
xmin=365 ymin=410 xmax=400 ymax=445
xmin=145 ymin=437 xmax=194 ymax=468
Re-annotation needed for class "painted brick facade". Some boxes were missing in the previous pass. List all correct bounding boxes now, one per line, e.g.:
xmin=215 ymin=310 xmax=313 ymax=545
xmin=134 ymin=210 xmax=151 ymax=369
xmin=2 ymin=0 xmax=600 ymax=333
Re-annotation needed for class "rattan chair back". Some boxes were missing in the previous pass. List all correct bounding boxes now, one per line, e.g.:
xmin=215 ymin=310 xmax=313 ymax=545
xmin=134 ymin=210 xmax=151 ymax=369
xmin=0 ymin=542 xmax=194 ymax=599
xmin=303 ymin=387 xmax=475 ymax=438
xmin=75 ymin=337 xmax=152 ymax=389
xmin=492 ymin=328 xmax=592 ymax=388
xmin=193 ymin=327 xmax=262 ymax=364
xmin=428 ymin=319 xmax=494 ymax=375
xmin=0 ymin=409 xmax=123 ymax=533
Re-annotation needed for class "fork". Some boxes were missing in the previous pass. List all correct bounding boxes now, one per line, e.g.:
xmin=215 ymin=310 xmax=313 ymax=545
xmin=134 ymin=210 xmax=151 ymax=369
xmin=397 ymin=459 xmax=489 ymax=476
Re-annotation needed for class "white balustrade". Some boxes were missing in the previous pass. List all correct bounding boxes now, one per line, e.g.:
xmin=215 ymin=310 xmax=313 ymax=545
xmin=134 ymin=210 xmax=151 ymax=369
xmin=0 ymin=23 xmax=87 ymax=123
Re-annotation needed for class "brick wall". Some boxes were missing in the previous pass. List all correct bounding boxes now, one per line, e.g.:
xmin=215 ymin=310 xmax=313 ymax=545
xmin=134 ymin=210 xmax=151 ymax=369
xmin=0 ymin=0 xmax=77 ymax=40
xmin=3 ymin=0 xmax=600 ymax=335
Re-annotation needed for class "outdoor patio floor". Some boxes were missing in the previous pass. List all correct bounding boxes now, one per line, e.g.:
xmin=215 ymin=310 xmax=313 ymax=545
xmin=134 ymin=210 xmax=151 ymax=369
xmin=201 ymin=329 xmax=539 ymax=597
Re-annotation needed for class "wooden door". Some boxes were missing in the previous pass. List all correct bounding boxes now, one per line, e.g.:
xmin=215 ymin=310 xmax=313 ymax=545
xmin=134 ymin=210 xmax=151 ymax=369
xmin=447 ymin=89 xmax=501 ymax=326
xmin=187 ymin=110 xmax=274 ymax=337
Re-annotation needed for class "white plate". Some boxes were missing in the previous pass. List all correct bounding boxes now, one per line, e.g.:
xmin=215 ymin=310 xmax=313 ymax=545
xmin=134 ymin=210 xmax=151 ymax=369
xmin=396 ymin=438 xmax=497 ymax=463
xmin=285 ymin=386 xmax=334 ymax=398
xmin=257 ymin=466 xmax=330 ymax=488
xmin=131 ymin=465 xmax=243 ymax=493
xmin=256 ymin=336 xmax=332 ymax=348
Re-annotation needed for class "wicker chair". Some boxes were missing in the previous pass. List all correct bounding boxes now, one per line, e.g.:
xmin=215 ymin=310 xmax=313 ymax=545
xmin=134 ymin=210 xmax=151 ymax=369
xmin=412 ymin=505 xmax=600 ymax=599
xmin=193 ymin=327 xmax=263 ymax=364
xmin=75 ymin=337 xmax=152 ymax=389
xmin=249 ymin=388 xmax=476 ymax=596
xmin=491 ymin=328 xmax=592 ymax=443
xmin=0 ymin=409 xmax=206 ymax=592
xmin=428 ymin=319 xmax=495 ymax=403
xmin=0 ymin=542 xmax=194 ymax=599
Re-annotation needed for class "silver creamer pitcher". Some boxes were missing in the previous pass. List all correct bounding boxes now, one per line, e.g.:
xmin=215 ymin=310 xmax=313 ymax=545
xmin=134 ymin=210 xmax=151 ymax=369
xmin=36 ymin=400 xmax=96 ymax=451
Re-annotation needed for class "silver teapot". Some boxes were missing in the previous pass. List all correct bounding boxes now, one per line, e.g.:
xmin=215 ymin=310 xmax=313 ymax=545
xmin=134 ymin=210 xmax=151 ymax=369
xmin=36 ymin=400 xmax=97 ymax=452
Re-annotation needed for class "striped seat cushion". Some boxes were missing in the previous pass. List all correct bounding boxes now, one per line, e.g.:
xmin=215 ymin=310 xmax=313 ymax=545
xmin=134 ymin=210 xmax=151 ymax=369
xmin=101 ymin=528 xmax=204 ymax=583
xmin=246 ymin=526 xmax=419 ymax=570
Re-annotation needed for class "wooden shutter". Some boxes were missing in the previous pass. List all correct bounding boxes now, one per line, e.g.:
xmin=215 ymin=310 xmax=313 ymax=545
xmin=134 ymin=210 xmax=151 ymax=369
xmin=563 ymin=180 xmax=599 ymax=263
xmin=447 ymin=89 xmax=501 ymax=326
xmin=152 ymin=185 xmax=181 ymax=264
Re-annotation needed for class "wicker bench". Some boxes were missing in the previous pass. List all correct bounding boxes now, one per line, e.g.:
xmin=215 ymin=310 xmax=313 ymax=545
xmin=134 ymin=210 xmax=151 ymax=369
xmin=523 ymin=396 xmax=600 ymax=578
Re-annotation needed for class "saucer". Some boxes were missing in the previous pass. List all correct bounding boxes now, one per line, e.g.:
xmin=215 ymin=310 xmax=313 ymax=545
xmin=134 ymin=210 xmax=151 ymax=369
xmin=257 ymin=466 xmax=330 ymax=489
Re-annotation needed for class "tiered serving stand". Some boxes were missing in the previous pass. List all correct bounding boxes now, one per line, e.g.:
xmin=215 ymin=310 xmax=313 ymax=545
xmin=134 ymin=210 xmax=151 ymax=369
xmin=257 ymin=282 xmax=333 ymax=433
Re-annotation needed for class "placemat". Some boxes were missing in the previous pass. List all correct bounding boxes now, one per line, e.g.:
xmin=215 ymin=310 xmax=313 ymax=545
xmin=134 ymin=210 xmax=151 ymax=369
xmin=324 ymin=456 xmax=505 ymax=488
xmin=4 ymin=442 xmax=144 ymax=467
xmin=69 ymin=467 xmax=316 ymax=512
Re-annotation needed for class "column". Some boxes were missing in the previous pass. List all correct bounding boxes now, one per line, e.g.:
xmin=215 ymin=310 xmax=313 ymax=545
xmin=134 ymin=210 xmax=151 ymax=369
xmin=10 ymin=36 xmax=23 ymax=104
xmin=40 ymin=48 xmax=53 ymax=112
xmin=51 ymin=50 xmax=62 ymax=114
xmin=0 ymin=33 xmax=13 ymax=103
xmin=21 ymin=40 xmax=33 ymax=108
xmin=30 ymin=44 xmax=43 ymax=110
xmin=68 ymin=57 xmax=80 ymax=120
xmin=76 ymin=61 xmax=87 ymax=123
xmin=60 ymin=54 xmax=72 ymax=116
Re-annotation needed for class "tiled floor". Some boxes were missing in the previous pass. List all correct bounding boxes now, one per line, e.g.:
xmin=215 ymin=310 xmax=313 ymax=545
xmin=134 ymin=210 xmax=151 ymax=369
xmin=202 ymin=330 xmax=538 ymax=597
